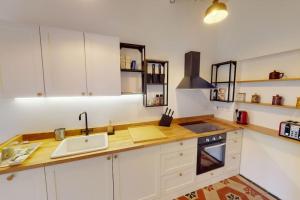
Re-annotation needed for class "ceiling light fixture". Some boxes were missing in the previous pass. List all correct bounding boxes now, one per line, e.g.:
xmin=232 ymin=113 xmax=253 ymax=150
xmin=204 ymin=0 xmax=228 ymax=24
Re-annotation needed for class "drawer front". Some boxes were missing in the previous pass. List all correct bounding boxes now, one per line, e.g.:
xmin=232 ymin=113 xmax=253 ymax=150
xmin=161 ymin=148 xmax=196 ymax=175
xmin=161 ymin=138 xmax=197 ymax=153
xmin=227 ymin=136 xmax=242 ymax=154
xmin=227 ymin=130 xmax=243 ymax=140
xmin=226 ymin=153 xmax=241 ymax=171
xmin=161 ymin=167 xmax=195 ymax=195
xmin=195 ymin=167 xmax=225 ymax=183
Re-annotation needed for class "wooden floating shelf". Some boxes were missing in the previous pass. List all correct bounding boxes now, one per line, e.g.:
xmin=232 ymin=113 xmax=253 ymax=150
xmin=236 ymin=77 xmax=300 ymax=83
xmin=236 ymin=101 xmax=300 ymax=110
xmin=239 ymin=123 xmax=300 ymax=145
xmin=121 ymin=92 xmax=143 ymax=95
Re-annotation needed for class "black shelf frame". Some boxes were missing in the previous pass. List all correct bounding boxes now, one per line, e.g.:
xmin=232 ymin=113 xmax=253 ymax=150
xmin=143 ymin=59 xmax=169 ymax=107
xmin=120 ymin=43 xmax=146 ymax=94
xmin=210 ymin=60 xmax=237 ymax=103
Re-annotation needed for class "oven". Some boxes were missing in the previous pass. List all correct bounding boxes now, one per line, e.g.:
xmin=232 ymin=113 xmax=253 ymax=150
xmin=196 ymin=133 xmax=226 ymax=175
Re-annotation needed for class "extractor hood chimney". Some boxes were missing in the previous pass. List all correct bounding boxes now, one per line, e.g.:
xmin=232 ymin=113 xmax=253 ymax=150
xmin=177 ymin=51 xmax=215 ymax=89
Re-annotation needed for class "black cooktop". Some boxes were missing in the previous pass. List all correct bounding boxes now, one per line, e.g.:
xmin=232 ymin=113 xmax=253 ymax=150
xmin=179 ymin=121 xmax=223 ymax=134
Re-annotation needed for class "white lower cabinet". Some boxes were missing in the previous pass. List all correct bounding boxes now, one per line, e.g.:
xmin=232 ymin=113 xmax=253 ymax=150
xmin=45 ymin=156 xmax=113 ymax=200
xmin=113 ymin=146 xmax=161 ymax=200
xmin=0 ymin=168 xmax=47 ymax=200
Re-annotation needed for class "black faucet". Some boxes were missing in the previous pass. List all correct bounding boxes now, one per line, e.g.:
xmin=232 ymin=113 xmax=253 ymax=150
xmin=79 ymin=112 xmax=90 ymax=136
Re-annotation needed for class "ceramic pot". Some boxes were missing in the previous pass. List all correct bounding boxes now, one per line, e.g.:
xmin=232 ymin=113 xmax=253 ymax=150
xmin=297 ymin=97 xmax=300 ymax=108
xmin=251 ymin=94 xmax=260 ymax=103
xmin=269 ymin=70 xmax=284 ymax=80
xmin=272 ymin=95 xmax=283 ymax=105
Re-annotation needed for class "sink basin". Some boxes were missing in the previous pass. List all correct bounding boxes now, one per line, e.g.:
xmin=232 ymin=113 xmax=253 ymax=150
xmin=51 ymin=133 xmax=109 ymax=159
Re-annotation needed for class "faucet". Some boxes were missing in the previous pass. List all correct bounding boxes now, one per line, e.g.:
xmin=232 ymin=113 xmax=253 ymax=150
xmin=79 ymin=112 xmax=90 ymax=136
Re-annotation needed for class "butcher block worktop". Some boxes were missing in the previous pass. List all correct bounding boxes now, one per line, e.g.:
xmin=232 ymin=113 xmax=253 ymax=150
xmin=0 ymin=115 xmax=241 ymax=175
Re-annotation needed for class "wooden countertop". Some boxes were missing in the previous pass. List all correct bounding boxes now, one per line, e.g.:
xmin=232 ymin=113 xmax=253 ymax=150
xmin=0 ymin=116 xmax=240 ymax=175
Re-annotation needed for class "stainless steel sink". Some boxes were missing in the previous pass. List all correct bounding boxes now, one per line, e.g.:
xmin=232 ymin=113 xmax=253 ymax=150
xmin=51 ymin=133 xmax=108 ymax=159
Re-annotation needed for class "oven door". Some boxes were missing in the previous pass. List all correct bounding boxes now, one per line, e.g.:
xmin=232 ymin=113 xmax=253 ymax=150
xmin=197 ymin=141 xmax=226 ymax=175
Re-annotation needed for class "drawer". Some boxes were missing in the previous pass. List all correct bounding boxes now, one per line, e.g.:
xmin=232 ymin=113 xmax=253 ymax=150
xmin=161 ymin=138 xmax=197 ymax=153
xmin=161 ymin=148 xmax=196 ymax=175
xmin=226 ymin=136 xmax=242 ymax=154
xmin=226 ymin=153 xmax=241 ymax=171
xmin=161 ymin=166 xmax=195 ymax=195
xmin=195 ymin=167 xmax=225 ymax=183
xmin=227 ymin=130 xmax=243 ymax=140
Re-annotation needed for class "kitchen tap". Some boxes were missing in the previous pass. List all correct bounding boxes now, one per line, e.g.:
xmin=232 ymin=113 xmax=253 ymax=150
xmin=79 ymin=112 xmax=90 ymax=136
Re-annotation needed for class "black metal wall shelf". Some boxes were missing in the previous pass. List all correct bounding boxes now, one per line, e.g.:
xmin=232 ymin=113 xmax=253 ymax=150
xmin=120 ymin=43 xmax=146 ymax=95
xmin=143 ymin=59 xmax=169 ymax=107
xmin=210 ymin=60 xmax=237 ymax=103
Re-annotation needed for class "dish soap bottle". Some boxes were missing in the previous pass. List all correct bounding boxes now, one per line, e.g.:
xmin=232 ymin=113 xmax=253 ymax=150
xmin=107 ymin=120 xmax=114 ymax=135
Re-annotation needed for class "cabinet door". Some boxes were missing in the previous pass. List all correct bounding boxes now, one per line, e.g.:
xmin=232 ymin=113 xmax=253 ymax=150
xmin=45 ymin=156 xmax=113 ymax=200
xmin=85 ymin=33 xmax=121 ymax=96
xmin=0 ymin=22 xmax=44 ymax=97
xmin=0 ymin=168 xmax=47 ymax=200
xmin=113 ymin=146 xmax=161 ymax=200
xmin=40 ymin=26 xmax=87 ymax=96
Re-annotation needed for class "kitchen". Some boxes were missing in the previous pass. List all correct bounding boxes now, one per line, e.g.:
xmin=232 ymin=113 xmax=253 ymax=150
xmin=0 ymin=0 xmax=300 ymax=200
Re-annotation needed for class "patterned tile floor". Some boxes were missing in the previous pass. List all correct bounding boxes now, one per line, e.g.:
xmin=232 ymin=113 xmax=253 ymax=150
xmin=176 ymin=175 xmax=278 ymax=200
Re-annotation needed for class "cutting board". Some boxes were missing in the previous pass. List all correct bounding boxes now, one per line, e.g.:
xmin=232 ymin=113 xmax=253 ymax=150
xmin=129 ymin=126 xmax=167 ymax=143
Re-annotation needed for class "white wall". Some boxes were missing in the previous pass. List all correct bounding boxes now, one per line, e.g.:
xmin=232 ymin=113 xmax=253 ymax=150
xmin=0 ymin=0 xmax=218 ymax=143
xmin=214 ymin=1 xmax=300 ymax=199
xmin=241 ymin=130 xmax=300 ymax=200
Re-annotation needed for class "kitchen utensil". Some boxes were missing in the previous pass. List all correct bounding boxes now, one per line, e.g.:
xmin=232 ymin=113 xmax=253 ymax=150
xmin=158 ymin=64 xmax=165 ymax=84
xmin=159 ymin=107 xmax=173 ymax=127
xmin=296 ymin=97 xmax=300 ymax=108
xmin=251 ymin=94 xmax=260 ymax=103
xmin=269 ymin=70 xmax=284 ymax=80
xmin=279 ymin=121 xmax=300 ymax=141
xmin=54 ymin=128 xmax=65 ymax=141
xmin=129 ymin=126 xmax=167 ymax=143
xmin=152 ymin=64 xmax=159 ymax=83
xmin=236 ymin=110 xmax=248 ymax=125
xmin=272 ymin=94 xmax=283 ymax=105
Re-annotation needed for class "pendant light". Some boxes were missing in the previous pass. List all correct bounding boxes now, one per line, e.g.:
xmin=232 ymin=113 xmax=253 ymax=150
xmin=204 ymin=0 xmax=228 ymax=24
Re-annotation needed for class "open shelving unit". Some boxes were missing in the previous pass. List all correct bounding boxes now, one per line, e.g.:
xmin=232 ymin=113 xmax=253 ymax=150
xmin=210 ymin=60 xmax=237 ymax=103
xmin=120 ymin=43 xmax=146 ymax=95
xmin=143 ymin=59 xmax=169 ymax=107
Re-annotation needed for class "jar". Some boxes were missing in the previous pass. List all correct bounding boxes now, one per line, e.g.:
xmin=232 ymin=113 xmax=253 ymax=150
xmin=296 ymin=97 xmax=300 ymax=108
xmin=272 ymin=95 xmax=283 ymax=106
xmin=251 ymin=94 xmax=260 ymax=103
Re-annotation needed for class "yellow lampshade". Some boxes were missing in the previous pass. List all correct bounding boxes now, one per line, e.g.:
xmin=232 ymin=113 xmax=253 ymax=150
xmin=204 ymin=0 xmax=228 ymax=24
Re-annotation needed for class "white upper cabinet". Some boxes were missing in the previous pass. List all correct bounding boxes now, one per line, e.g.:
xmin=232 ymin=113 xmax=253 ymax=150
xmin=113 ymin=146 xmax=161 ymax=200
xmin=40 ymin=26 xmax=87 ymax=96
xmin=0 ymin=167 xmax=47 ymax=200
xmin=85 ymin=33 xmax=121 ymax=96
xmin=45 ymin=156 xmax=113 ymax=200
xmin=0 ymin=22 xmax=44 ymax=97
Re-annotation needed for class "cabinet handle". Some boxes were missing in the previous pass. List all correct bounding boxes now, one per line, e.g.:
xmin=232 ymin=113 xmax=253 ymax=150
xmin=234 ymin=140 xmax=238 ymax=143
xmin=89 ymin=92 xmax=93 ymax=96
xmin=179 ymin=153 xmax=183 ymax=156
xmin=6 ymin=174 xmax=15 ymax=181
xmin=81 ymin=92 xmax=86 ymax=96
xmin=232 ymin=156 xmax=236 ymax=159
xmin=107 ymin=156 xmax=111 ymax=160
xmin=114 ymin=155 xmax=118 ymax=159
xmin=179 ymin=173 xmax=182 ymax=176
xmin=234 ymin=131 xmax=238 ymax=134
xmin=37 ymin=92 xmax=43 ymax=97
xmin=180 ymin=142 xmax=183 ymax=146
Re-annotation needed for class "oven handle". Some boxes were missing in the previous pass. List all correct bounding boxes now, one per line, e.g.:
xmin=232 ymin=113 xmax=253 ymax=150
xmin=204 ymin=142 xmax=226 ymax=150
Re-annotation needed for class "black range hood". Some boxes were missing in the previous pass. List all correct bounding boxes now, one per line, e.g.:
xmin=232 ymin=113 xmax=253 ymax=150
xmin=177 ymin=51 xmax=215 ymax=89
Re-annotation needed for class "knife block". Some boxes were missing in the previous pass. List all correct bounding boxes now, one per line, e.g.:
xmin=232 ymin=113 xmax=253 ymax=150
xmin=159 ymin=114 xmax=173 ymax=127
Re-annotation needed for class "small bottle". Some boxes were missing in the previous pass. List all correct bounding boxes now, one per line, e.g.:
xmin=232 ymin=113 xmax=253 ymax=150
xmin=155 ymin=94 xmax=160 ymax=105
xmin=107 ymin=120 xmax=114 ymax=135
xmin=159 ymin=94 xmax=164 ymax=105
